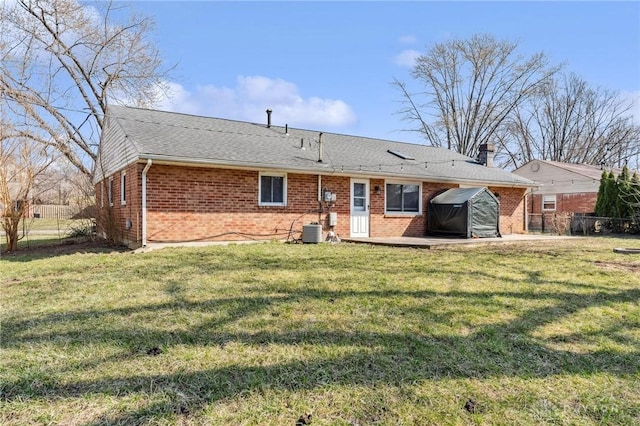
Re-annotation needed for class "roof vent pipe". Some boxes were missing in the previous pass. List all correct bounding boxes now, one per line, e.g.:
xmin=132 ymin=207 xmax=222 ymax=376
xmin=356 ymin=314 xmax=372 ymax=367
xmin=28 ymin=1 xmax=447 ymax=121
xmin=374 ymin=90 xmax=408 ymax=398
xmin=285 ymin=124 xmax=288 ymax=135
xmin=318 ymin=132 xmax=323 ymax=163
xmin=266 ymin=109 xmax=272 ymax=128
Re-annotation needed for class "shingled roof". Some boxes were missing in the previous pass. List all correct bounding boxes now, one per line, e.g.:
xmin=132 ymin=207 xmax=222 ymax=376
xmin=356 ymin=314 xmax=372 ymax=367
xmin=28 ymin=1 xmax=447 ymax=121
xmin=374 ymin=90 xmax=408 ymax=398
xmin=528 ymin=160 xmax=624 ymax=180
xmin=95 ymin=105 xmax=535 ymax=188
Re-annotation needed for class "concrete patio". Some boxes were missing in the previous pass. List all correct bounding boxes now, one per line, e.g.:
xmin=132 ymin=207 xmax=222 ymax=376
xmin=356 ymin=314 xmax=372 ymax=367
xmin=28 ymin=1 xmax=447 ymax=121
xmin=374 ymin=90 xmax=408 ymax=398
xmin=135 ymin=233 xmax=580 ymax=253
xmin=342 ymin=233 xmax=580 ymax=249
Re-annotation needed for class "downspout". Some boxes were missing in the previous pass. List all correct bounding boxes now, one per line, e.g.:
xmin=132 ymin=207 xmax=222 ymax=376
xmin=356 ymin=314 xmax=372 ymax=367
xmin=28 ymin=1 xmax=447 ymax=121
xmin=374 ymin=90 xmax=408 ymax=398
xmin=316 ymin=133 xmax=325 ymax=231
xmin=524 ymin=189 xmax=530 ymax=232
xmin=142 ymin=159 xmax=152 ymax=247
xmin=317 ymin=174 xmax=323 ymax=224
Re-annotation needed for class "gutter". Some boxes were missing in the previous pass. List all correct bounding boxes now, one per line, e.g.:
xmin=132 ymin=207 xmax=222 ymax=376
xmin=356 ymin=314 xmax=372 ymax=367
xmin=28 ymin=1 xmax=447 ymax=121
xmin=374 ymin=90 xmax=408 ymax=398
xmin=141 ymin=159 xmax=152 ymax=247
xmin=140 ymin=155 xmax=535 ymax=189
xmin=318 ymin=174 xmax=323 ymax=224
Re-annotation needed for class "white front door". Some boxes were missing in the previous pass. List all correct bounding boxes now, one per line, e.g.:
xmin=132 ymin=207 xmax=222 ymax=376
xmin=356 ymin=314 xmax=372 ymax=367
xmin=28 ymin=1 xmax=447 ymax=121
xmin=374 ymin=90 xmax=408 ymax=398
xmin=350 ymin=179 xmax=370 ymax=237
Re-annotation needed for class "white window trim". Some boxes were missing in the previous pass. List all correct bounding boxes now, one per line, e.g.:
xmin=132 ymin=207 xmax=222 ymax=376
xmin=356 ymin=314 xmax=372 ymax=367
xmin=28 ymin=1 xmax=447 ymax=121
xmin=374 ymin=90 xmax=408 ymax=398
xmin=108 ymin=176 xmax=114 ymax=207
xmin=384 ymin=180 xmax=422 ymax=215
xmin=100 ymin=181 xmax=104 ymax=208
xmin=542 ymin=194 xmax=556 ymax=211
xmin=120 ymin=171 xmax=127 ymax=205
xmin=258 ymin=172 xmax=287 ymax=206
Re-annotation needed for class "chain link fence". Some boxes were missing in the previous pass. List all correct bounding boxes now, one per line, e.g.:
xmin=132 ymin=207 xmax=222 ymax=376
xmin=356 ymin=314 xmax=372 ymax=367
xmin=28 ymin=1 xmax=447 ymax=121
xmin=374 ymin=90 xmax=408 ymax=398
xmin=528 ymin=212 xmax=640 ymax=236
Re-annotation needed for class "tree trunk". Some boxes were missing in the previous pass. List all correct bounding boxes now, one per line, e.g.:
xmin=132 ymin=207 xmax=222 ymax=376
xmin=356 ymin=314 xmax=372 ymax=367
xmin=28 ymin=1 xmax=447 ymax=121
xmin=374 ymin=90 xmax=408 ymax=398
xmin=3 ymin=216 xmax=20 ymax=252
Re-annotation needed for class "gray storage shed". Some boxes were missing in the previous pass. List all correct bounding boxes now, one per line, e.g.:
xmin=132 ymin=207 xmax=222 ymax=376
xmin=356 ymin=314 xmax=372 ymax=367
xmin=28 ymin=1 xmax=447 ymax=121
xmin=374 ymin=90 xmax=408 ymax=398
xmin=427 ymin=187 xmax=501 ymax=238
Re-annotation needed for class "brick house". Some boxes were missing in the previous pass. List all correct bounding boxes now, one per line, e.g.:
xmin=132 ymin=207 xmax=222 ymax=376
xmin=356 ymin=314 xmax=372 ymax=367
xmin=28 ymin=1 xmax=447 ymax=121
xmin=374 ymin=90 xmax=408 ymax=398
xmin=94 ymin=106 xmax=535 ymax=247
xmin=513 ymin=160 xmax=624 ymax=230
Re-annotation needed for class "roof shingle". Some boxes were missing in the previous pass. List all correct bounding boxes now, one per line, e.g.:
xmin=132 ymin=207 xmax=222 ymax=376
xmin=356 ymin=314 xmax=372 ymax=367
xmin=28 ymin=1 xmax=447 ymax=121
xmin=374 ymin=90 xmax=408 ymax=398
xmin=98 ymin=105 xmax=535 ymax=187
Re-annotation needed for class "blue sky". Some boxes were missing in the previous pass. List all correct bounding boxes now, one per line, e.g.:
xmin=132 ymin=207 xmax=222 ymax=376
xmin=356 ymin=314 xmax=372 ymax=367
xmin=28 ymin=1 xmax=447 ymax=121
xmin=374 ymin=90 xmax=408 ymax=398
xmin=133 ymin=1 xmax=640 ymax=144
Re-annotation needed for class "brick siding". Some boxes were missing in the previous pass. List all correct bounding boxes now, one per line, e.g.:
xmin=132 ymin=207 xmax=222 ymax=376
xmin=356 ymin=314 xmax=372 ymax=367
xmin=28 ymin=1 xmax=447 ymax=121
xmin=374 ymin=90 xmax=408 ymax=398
xmin=95 ymin=163 xmax=142 ymax=246
xmin=528 ymin=192 xmax=597 ymax=215
xmin=96 ymin=164 xmax=529 ymax=245
xmin=489 ymin=186 xmax=527 ymax=235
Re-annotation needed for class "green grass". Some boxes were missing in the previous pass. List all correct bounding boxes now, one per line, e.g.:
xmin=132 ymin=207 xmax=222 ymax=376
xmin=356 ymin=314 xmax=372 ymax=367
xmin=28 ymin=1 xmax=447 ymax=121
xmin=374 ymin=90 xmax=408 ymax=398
xmin=1 ymin=237 xmax=639 ymax=425
xmin=1 ymin=219 xmax=91 ymax=251
xmin=1 ymin=235 xmax=63 ymax=252
xmin=24 ymin=218 xmax=85 ymax=230
xmin=11 ymin=218 xmax=88 ymax=232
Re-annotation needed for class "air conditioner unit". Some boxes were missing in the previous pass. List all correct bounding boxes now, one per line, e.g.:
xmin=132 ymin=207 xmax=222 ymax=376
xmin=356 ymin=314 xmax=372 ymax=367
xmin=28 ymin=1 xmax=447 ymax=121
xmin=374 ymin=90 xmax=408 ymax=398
xmin=302 ymin=224 xmax=323 ymax=243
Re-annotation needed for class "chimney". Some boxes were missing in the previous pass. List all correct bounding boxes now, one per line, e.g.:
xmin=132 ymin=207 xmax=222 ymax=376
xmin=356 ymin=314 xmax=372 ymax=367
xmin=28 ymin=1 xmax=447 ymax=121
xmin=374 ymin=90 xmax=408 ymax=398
xmin=266 ymin=109 xmax=272 ymax=128
xmin=479 ymin=143 xmax=495 ymax=167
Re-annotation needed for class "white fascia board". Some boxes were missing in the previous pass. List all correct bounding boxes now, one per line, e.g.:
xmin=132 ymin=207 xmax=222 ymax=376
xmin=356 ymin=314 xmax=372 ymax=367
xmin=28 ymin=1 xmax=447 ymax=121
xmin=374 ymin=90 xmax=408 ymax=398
xmin=138 ymin=155 xmax=536 ymax=189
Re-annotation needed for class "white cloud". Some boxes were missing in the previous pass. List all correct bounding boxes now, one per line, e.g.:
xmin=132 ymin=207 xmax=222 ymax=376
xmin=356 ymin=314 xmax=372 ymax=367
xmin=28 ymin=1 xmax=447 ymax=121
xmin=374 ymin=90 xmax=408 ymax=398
xmin=398 ymin=35 xmax=417 ymax=44
xmin=394 ymin=49 xmax=421 ymax=68
xmin=0 ymin=0 xmax=18 ymax=10
xmin=157 ymin=76 xmax=356 ymax=128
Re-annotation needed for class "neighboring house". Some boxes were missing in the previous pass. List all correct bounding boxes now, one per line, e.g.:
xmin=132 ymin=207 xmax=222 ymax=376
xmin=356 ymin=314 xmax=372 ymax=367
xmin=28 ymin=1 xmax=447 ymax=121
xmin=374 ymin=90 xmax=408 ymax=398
xmin=1 ymin=176 xmax=31 ymax=220
xmin=513 ymin=160 xmax=625 ymax=230
xmin=94 ymin=106 xmax=536 ymax=247
xmin=514 ymin=160 xmax=624 ymax=214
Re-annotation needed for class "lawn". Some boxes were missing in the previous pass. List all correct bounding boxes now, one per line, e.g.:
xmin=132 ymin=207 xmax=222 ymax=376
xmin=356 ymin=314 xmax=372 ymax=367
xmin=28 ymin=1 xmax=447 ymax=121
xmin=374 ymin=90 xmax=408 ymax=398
xmin=1 ymin=237 xmax=639 ymax=425
xmin=1 ymin=218 xmax=92 ymax=252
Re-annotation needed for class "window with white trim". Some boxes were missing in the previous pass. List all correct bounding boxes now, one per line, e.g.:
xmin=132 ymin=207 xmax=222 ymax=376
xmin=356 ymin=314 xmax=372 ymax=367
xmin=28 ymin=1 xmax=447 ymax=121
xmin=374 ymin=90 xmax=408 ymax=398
xmin=542 ymin=195 xmax=556 ymax=211
xmin=108 ymin=177 xmax=114 ymax=206
xmin=259 ymin=172 xmax=286 ymax=206
xmin=385 ymin=182 xmax=421 ymax=213
xmin=120 ymin=171 xmax=127 ymax=205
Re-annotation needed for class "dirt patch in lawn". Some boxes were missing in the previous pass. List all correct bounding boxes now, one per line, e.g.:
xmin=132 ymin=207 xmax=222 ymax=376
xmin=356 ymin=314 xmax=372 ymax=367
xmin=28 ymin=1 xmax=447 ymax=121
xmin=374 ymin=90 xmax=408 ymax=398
xmin=594 ymin=260 xmax=640 ymax=273
xmin=1 ymin=238 xmax=128 ymax=259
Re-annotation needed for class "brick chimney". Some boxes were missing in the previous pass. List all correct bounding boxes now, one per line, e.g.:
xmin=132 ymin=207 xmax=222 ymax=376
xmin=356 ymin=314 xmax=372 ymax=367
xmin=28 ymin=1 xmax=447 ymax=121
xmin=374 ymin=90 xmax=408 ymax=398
xmin=479 ymin=143 xmax=495 ymax=167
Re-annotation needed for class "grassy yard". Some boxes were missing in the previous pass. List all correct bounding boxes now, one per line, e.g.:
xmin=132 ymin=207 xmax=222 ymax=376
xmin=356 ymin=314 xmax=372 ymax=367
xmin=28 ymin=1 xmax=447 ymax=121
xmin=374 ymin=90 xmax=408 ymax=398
xmin=1 ymin=237 xmax=639 ymax=425
xmin=8 ymin=218 xmax=89 ymax=232
xmin=1 ymin=218 xmax=92 ymax=252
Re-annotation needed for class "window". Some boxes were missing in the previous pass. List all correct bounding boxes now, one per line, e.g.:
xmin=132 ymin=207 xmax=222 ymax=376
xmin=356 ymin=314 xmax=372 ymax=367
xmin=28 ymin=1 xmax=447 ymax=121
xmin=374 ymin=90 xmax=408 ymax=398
xmin=259 ymin=172 xmax=286 ymax=206
xmin=108 ymin=177 xmax=114 ymax=206
xmin=120 ymin=171 xmax=127 ymax=205
xmin=386 ymin=182 xmax=420 ymax=213
xmin=542 ymin=195 xmax=556 ymax=211
xmin=352 ymin=182 xmax=367 ymax=212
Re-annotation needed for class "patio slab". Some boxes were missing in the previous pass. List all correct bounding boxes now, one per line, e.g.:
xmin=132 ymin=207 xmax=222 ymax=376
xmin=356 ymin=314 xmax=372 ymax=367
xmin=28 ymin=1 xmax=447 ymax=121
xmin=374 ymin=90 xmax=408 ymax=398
xmin=343 ymin=234 xmax=579 ymax=249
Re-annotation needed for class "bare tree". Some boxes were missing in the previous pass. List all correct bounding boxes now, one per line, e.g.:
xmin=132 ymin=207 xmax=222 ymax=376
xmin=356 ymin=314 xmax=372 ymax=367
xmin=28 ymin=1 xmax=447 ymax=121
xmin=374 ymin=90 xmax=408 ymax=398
xmin=499 ymin=73 xmax=640 ymax=169
xmin=394 ymin=34 xmax=559 ymax=157
xmin=1 ymin=111 xmax=55 ymax=252
xmin=0 ymin=0 xmax=170 ymax=178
